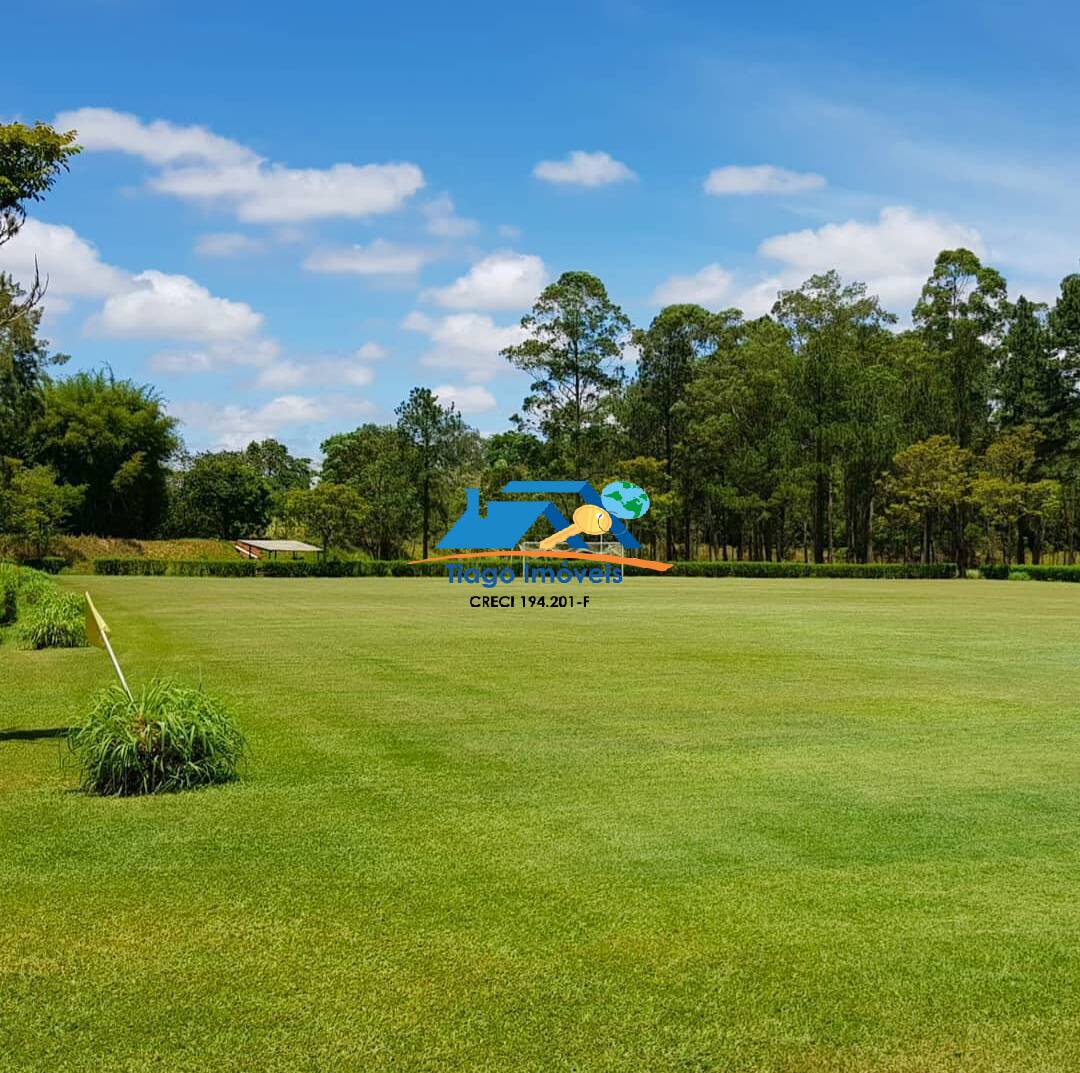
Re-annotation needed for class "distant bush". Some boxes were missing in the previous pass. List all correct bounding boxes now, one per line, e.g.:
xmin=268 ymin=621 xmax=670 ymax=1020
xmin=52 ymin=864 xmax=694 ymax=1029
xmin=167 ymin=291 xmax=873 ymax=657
xmin=0 ymin=567 xmax=17 ymax=625
xmin=659 ymin=561 xmax=958 ymax=579
xmin=94 ymin=558 xmax=257 ymax=577
xmin=260 ymin=559 xmax=443 ymax=577
xmin=981 ymin=564 xmax=1080 ymax=582
xmin=22 ymin=556 xmax=66 ymax=574
xmin=69 ymin=679 xmax=246 ymax=796
xmin=17 ymin=589 xmax=87 ymax=649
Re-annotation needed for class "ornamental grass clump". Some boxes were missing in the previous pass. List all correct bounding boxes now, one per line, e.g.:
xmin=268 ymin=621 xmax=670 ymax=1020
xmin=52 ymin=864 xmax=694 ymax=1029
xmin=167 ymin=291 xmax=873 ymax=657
xmin=17 ymin=589 xmax=86 ymax=649
xmin=69 ymin=679 xmax=246 ymax=796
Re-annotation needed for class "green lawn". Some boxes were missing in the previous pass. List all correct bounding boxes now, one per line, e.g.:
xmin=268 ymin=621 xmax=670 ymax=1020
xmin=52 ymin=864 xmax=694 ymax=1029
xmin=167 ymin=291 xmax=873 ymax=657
xmin=3 ymin=577 xmax=1080 ymax=1072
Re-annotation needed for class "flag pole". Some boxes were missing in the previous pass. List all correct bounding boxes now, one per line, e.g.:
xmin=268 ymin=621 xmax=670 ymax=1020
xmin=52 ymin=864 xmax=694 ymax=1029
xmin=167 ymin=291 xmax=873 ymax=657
xmin=84 ymin=592 xmax=133 ymax=701
xmin=102 ymin=631 xmax=133 ymax=701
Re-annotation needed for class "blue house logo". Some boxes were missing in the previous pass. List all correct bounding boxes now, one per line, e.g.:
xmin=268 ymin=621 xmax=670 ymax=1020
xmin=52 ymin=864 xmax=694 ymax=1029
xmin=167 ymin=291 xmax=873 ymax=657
xmin=438 ymin=480 xmax=642 ymax=551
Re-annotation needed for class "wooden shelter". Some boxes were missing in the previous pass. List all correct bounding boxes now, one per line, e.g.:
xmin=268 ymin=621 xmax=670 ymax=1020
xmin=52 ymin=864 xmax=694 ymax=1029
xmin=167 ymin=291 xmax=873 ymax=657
xmin=234 ymin=539 xmax=322 ymax=560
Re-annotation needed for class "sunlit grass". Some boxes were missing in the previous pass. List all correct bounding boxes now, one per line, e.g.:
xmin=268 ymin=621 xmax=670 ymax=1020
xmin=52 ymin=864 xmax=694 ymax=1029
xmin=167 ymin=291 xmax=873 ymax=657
xmin=3 ymin=577 xmax=1080 ymax=1072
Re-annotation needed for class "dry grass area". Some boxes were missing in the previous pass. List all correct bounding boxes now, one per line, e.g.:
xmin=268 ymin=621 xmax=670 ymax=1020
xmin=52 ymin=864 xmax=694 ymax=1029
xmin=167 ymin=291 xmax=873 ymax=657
xmin=1 ymin=535 xmax=237 ymax=567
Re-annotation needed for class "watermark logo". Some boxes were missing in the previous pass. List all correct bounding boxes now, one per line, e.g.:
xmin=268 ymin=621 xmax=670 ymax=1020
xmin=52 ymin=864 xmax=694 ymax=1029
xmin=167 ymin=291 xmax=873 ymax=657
xmin=409 ymin=479 xmax=671 ymax=574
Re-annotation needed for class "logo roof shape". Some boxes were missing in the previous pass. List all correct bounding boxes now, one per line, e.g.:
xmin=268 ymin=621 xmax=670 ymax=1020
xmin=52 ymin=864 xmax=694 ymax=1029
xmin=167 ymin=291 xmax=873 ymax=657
xmin=437 ymin=481 xmax=641 ymax=551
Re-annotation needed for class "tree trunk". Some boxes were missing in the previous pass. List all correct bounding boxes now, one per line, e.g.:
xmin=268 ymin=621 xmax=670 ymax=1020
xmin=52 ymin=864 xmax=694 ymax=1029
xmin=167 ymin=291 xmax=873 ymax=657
xmin=813 ymin=473 xmax=826 ymax=564
xmin=867 ymin=495 xmax=875 ymax=564
xmin=422 ymin=477 xmax=431 ymax=560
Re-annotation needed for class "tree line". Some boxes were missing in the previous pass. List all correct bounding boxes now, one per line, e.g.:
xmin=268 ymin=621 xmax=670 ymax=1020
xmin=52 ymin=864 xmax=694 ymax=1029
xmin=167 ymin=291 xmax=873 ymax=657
xmin=4 ymin=120 xmax=1080 ymax=566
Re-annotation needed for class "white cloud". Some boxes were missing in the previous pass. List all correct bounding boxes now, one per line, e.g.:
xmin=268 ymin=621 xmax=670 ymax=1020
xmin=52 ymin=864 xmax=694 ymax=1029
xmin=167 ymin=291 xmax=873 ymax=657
xmin=56 ymin=107 xmax=425 ymax=223
xmin=170 ymin=394 xmax=374 ymax=451
xmin=650 ymin=263 xmax=733 ymax=307
xmin=170 ymin=395 xmax=325 ymax=450
xmin=403 ymin=310 xmax=526 ymax=382
xmin=195 ymin=232 xmax=264 ymax=257
xmin=148 ymin=339 xmax=281 ymax=375
xmin=731 ymin=277 xmax=788 ymax=319
xmin=432 ymin=383 xmax=497 ymax=414
xmin=704 ymin=165 xmax=826 ymax=196
xmin=303 ymin=239 xmax=431 ymax=276
xmin=88 ymin=270 xmax=263 ymax=341
xmin=533 ymin=150 xmax=636 ymax=187
xmin=355 ymin=341 xmax=388 ymax=362
xmin=56 ymin=107 xmax=256 ymax=167
xmin=423 ymin=251 xmax=547 ymax=310
xmin=0 ymin=219 xmax=129 ymax=302
xmin=421 ymin=194 xmax=477 ymax=238
xmin=255 ymin=358 xmax=375 ymax=390
xmin=757 ymin=205 xmax=984 ymax=310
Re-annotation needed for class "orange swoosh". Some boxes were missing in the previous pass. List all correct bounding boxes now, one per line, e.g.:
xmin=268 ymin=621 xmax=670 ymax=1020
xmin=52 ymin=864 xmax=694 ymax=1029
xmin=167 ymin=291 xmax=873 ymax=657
xmin=409 ymin=549 xmax=672 ymax=572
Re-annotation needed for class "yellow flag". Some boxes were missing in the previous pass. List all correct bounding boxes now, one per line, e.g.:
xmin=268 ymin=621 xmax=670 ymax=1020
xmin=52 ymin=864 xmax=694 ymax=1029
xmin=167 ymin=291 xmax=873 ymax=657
xmin=84 ymin=592 xmax=110 ymax=650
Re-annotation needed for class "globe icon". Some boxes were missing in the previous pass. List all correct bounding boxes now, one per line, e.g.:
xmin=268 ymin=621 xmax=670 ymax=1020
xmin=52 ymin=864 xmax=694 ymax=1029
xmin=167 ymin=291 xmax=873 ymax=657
xmin=601 ymin=480 xmax=650 ymax=520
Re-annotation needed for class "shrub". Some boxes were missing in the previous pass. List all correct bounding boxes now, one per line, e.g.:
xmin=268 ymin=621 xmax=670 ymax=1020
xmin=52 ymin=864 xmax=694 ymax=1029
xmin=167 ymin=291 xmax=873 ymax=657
xmin=93 ymin=558 xmax=256 ymax=577
xmin=23 ymin=555 xmax=67 ymax=574
xmin=981 ymin=564 xmax=1080 ymax=582
xmin=654 ymin=561 xmax=958 ymax=579
xmin=0 ymin=569 xmax=16 ymax=625
xmin=16 ymin=566 xmax=59 ymax=605
xmin=17 ymin=590 xmax=87 ymax=649
xmin=94 ymin=558 xmax=167 ymax=576
xmin=1008 ymin=570 xmax=1032 ymax=581
xmin=69 ymin=679 xmax=247 ymax=796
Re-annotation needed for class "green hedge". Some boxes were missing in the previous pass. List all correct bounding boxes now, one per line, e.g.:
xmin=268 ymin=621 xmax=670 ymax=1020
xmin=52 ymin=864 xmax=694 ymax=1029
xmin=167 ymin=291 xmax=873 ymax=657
xmin=90 ymin=556 xmax=959 ymax=579
xmin=260 ymin=559 xmax=445 ymax=577
xmin=94 ymin=558 xmax=257 ymax=577
xmin=980 ymin=563 xmax=1080 ymax=582
xmin=660 ymin=561 xmax=958 ymax=579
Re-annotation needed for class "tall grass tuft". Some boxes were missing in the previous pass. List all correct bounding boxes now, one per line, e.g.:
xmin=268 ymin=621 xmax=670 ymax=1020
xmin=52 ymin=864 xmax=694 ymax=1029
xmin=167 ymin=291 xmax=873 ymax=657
xmin=69 ymin=679 xmax=247 ymax=795
xmin=15 ymin=566 xmax=58 ymax=606
xmin=17 ymin=590 xmax=87 ymax=649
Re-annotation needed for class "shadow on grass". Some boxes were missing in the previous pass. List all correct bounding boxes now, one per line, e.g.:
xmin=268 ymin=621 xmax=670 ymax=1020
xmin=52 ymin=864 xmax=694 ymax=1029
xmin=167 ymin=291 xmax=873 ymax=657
xmin=0 ymin=727 xmax=71 ymax=742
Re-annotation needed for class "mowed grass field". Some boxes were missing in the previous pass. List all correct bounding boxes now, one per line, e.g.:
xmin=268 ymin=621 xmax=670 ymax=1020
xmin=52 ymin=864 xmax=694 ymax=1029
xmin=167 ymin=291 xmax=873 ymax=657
xmin=3 ymin=577 xmax=1080 ymax=1073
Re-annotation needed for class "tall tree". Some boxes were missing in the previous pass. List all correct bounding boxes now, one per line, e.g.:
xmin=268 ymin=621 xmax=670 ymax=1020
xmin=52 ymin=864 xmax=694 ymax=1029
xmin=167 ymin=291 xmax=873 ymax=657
xmin=0 ymin=121 xmax=80 ymax=323
xmin=773 ymin=271 xmax=896 ymax=563
xmin=395 ymin=387 xmax=469 ymax=559
xmin=684 ymin=316 xmax=799 ymax=561
xmin=27 ymin=371 xmax=179 ymax=537
xmin=913 ymin=248 xmax=1007 ymax=449
xmin=243 ymin=438 xmax=313 ymax=495
xmin=880 ymin=436 xmax=972 ymax=564
xmin=632 ymin=304 xmax=736 ymax=558
xmin=1048 ymin=273 xmax=1080 ymax=381
xmin=502 ymin=271 xmax=630 ymax=476
xmin=0 ymin=275 xmax=67 ymax=459
xmin=286 ymin=483 xmax=367 ymax=555
xmin=168 ymin=452 xmax=272 ymax=540
xmin=321 ymin=424 xmax=417 ymax=559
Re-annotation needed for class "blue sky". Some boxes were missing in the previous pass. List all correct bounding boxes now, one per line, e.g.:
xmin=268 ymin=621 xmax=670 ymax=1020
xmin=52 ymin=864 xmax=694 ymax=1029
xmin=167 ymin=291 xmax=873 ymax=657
xmin=3 ymin=0 xmax=1079 ymax=458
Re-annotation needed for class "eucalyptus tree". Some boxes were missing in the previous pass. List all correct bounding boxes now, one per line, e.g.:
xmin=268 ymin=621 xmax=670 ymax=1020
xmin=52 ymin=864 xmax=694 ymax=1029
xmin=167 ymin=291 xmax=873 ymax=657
xmin=395 ymin=387 xmax=471 ymax=559
xmin=683 ymin=317 xmax=799 ymax=560
xmin=773 ymin=272 xmax=896 ymax=563
xmin=502 ymin=271 xmax=630 ymax=477
xmin=632 ymin=304 xmax=740 ymax=558
xmin=913 ymin=249 xmax=1007 ymax=449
